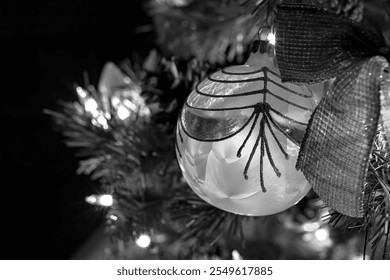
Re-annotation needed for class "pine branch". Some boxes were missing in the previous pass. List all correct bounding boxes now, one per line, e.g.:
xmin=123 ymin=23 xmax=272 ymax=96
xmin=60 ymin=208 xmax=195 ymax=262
xmin=325 ymin=130 xmax=390 ymax=259
xmin=147 ymin=0 xmax=279 ymax=64
xmin=45 ymin=52 xmax=214 ymax=253
xmin=169 ymin=188 xmax=256 ymax=243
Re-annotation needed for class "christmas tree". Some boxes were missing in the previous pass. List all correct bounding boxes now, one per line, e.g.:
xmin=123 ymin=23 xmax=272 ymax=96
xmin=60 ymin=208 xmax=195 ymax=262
xmin=45 ymin=0 xmax=390 ymax=260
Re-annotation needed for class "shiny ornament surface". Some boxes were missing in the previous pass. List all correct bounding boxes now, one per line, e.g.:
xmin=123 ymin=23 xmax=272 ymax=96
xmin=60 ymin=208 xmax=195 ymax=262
xmin=176 ymin=40 xmax=320 ymax=216
xmin=98 ymin=62 xmax=150 ymax=120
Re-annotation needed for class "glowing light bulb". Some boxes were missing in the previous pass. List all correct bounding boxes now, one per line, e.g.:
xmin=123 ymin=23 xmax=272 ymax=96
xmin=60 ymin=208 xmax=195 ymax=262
xmin=302 ymin=221 xmax=321 ymax=232
xmin=76 ymin=87 xmax=88 ymax=98
xmin=96 ymin=115 xmax=108 ymax=129
xmin=136 ymin=234 xmax=151 ymax=248
xmin=85 ymin=194 xmax=113 ymax=206
xmin=111 ymin=96 xmax=121 ymax=107
xmin=314 ymin=228 xmax=329 ymax=242
xmin=99 ymin=194 xmax=113 ymax=206
xmin=117 ymin=105 xmax=131 ymax=120
xmin=85 ymin=98 xmax=99 ymax=114
xmin=267 ymin=32 xmax=276 ymax=45
xmin=85 ymin=195 xmax=97 ymax=204
xmin=109 ymin=214 xmax=118 ymax=221
xmin=232 ymin=250 xmax=243 ymax=260
xmin=123 ymin=99 xmax=137 ymax=111
xmin=123 ymin=77 xmax=131 ymax=84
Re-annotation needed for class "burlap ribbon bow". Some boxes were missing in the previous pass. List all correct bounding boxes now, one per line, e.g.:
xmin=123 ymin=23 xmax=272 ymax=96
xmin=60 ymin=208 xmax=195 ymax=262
xmin=275 ymin=0 xmax=390 ymax=217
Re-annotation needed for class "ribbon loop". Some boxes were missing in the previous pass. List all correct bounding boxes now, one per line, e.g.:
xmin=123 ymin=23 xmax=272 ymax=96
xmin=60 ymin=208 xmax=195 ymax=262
xmin=275 ymin=0 xmax=384 ymax=83
xmin=296 ymin=56 xmax=386 ymax=217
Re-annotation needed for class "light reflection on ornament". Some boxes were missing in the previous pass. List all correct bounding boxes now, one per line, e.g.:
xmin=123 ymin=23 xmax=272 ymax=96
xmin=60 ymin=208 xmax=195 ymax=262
xmin=136 ymin=234 xmax=151 ymax=248
xmin=75 ymin=62 xmax=151 ymax=129
xmin=85 ymin=194 xmax=113 ymax=206
xmin=267 ymin=32 xmax=276 ymax=46
xmin=98 ymin=62 xmax=151 ymax=121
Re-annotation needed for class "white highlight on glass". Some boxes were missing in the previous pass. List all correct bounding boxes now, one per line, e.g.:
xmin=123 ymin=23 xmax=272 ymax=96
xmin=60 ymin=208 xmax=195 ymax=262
xmin=136 ymin=234 xmax=151 ymax=248
xmin=267 ymin=32 xmax=276 ymax=45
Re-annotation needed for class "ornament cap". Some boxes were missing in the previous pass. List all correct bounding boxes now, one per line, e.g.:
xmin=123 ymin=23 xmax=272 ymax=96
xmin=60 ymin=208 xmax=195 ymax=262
xmin=247 ymin=26 xmax=276 ymax=66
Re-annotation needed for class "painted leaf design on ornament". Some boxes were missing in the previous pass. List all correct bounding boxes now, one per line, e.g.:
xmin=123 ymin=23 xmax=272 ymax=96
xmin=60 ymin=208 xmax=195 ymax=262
xmin=176 ymin=64 xmax=314 ymax=192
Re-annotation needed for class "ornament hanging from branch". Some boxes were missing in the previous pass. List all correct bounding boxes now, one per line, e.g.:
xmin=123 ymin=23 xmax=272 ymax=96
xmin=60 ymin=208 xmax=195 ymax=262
xmin=176 ymin=27 xmax=326 ymax=216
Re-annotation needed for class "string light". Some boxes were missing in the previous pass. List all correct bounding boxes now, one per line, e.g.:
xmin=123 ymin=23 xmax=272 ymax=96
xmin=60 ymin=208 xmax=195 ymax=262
xmin=85 ymin=195 xmax=97 ymax=205
xmin=117 ymin=105 xmax=131 ymax=120
xmin=84 ymin=98 xmax=99 ymax=116
xmin=232 ymin=250 xmax=243 ymax=260
xmin=111 ymin=96 xmax=121 ymax=107
xmin=76 ymin=86 xmax=88 ymax=98
xmin=109 ymin=214 xmax=118 ymax=221
xmin=136 ymin=234 xmax=151 ymax=248
xmin=314 ymin=228 xmax=329 ymax=242
xmin=85 ymin=194 xmax=113 ymax=206
xmin=95 ymin=115 xmax=109 ymax=129
xmin=123 ymin=77 xmax=131 ymax=84
xmin=123 ymin=99 xmax=138 ymax=111
xmin=75 ymin=86 xmax=110 ymax=129
xmin=302 ymin=221 xmax=321 ymax=232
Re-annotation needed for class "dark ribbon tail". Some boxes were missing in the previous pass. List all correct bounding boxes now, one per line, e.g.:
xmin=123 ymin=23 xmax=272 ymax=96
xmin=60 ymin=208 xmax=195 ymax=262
xmin=275 ymin=0 xmax=383 ymax=84
xmin=296 ymin=57 xmax=387 ymax=217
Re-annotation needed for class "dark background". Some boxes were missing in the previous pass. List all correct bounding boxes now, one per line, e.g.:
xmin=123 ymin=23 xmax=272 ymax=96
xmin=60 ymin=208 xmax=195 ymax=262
xmin=1 ymin=1 xmax=152 ymax=259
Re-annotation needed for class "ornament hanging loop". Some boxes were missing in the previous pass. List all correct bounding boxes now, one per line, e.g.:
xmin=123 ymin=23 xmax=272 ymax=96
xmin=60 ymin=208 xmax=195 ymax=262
xmin=251 ymin=26 xmax=276 ymax=57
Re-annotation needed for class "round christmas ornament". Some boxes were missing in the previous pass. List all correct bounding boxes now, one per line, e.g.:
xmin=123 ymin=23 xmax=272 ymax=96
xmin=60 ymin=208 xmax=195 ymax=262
xmin=175 ymin=28 xmax=319 ymax=216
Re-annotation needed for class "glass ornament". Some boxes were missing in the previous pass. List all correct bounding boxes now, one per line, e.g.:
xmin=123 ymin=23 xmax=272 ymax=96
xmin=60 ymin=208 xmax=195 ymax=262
xmin=98 ymin=62 xmax=151 ymax=120
xmin=175 ymin=29 xmax=321 ymax=216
